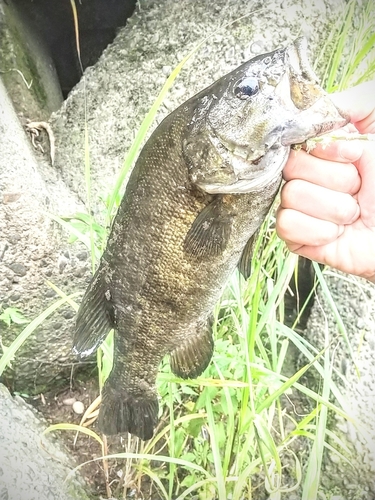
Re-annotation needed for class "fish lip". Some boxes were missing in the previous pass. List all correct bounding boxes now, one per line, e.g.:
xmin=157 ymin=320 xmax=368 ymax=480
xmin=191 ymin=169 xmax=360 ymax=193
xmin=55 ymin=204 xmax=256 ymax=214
xmin=198 ymin=161 xmax=284 ymax=194
xmin=197 ymin=136 xmax=286 ymax=194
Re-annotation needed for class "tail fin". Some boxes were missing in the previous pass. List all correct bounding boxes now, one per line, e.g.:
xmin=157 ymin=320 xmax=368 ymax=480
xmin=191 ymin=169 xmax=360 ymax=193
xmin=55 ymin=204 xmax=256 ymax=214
xmin=73 ymin=269 xmax=113 ymax=358
xmin=98 ymin=384 xmax=159 ymax=441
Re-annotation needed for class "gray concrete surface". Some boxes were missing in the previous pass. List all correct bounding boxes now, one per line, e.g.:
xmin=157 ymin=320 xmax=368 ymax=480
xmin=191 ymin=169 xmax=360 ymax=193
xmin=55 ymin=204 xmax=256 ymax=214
xmin=304 ymin=272 xmax=375 ymax=499
xmin=0 ymin=76 xmax=91 ymax=392
xmin=0 ymin=383 xmax=92 ymax=500
xmin=0 ymin=0 xmax=63 ymax=119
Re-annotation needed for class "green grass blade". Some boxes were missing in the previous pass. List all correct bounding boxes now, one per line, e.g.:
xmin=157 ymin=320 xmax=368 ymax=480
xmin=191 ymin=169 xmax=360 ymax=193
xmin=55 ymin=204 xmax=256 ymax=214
xmin=302 ymin=316 xmax=331 ymax=499
xmin=43 ymin=423 xmax=103 ymax=446
xmin=175 ymin=479 xmax=219 ymax=500
xmin=0 ymin=292 xmax=81 ymax=376
xmin=233 ymin=457 xmax=262 ymax=499
xmin=255 ymin=354 xmax=320 ymax=414
xmin=105 ymin=38 xmax=211 ymax=223
xmin=350 ymin=34 xmax=375 ymax=77
xmin=326 ymin=1 xmax=356 ymax=91
xmin=71 ymin=452 xmax=211 ymax=476
xmin=47 ymin=213 xmax=101 ymax=261
xmin=45 ymin=280 xmax=80 ymax=312
xmin=276 ymin=323 xmax=347 ymax=409
xmin=206 ymin=391 xmax=226 ymax=500
xmin=168 ymin=382 xmax=176 ymax=499
xmin=138 ymin=465 xmax=169 ymax=500
xmin=312 ymin=263 xmax=358 ymax=375
xmin=249 ymin=363 xmax=351 ymax=422
xmin=255 ymin=253 xmax=297 ymax=338
xmin=214 ymin=361 xmax=235 ymax=478
xmin=254 ymin=414 xmax=281 ymax=485
xmin=84 ymin=121 xmax=96 ymax=274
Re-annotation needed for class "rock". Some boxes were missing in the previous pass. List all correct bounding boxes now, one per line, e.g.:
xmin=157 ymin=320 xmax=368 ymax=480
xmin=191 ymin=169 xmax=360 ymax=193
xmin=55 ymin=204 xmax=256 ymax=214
xmin=72 ymin=401 xmax=85 ymax=415
xmin=303 ymin=272 xmax=375 ymax=498
xmin=0 ymin=383 xmax=92 ymax=500
xmin=0 ymin=0 xmax=63 ymax=119
xmin=0 ymin=76 xmax=91 ymax=393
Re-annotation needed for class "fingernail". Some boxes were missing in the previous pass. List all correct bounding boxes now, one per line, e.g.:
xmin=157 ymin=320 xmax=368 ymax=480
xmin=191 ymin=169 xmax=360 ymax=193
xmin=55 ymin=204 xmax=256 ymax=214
xmin=339 ymin=141 xmax=363 ymax=162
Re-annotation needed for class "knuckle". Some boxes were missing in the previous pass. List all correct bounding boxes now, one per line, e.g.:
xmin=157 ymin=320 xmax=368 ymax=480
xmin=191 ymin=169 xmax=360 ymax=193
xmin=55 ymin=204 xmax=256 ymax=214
xmin=280 ymin=180 xmax=302 ymax=207
xmin=335 ymin=196 xmax=357 ymax=223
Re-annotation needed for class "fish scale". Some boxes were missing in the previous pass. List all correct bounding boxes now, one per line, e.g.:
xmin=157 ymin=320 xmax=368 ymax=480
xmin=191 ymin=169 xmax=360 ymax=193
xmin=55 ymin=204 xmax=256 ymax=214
xmin=74 ymin=37 xmax=348 ymax=440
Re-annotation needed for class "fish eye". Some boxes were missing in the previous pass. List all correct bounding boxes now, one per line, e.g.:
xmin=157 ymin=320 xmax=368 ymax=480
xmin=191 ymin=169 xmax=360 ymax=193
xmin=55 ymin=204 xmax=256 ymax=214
xmin=234 ymin=77 xmax=259 ymax=100
xmin=264 ymin=56 xmax=271 ymax=65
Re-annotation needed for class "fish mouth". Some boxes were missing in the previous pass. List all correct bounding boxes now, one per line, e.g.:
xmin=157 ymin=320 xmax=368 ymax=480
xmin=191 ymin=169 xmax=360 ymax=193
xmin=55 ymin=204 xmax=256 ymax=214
xmin=278 ymin=37 xmax=349 ymax=145
xmin=199 ymin=132 xmax=287 ymax=194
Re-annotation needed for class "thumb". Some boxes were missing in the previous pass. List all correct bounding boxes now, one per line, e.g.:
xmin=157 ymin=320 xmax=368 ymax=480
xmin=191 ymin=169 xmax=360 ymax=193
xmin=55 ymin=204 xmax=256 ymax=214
xmin=330 ymin=80 xmax=375 ymax=134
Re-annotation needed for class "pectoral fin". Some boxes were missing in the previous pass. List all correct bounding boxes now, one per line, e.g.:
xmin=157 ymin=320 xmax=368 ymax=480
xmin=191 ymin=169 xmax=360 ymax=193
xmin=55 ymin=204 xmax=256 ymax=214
xmin=184 ymin=197 xmax=234 ymax=258
xmin=170 ymin=320 xmax=214 ymax=379
xmin=238 ymin=230 xmax=260 ymax=280
xmin=73 ymin=268 xmax=114 ymax=357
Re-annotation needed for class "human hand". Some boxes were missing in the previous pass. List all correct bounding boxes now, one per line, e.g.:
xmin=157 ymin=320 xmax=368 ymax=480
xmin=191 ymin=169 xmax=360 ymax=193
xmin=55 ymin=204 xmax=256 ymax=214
xmin=276 ymin=80 xmax=375 ymax=283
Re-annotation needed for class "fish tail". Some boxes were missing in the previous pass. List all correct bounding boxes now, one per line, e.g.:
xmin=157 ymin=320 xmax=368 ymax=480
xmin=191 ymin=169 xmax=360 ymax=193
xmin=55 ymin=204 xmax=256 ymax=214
xmin=98 ymin=383 xmax=159 ymax=441
xmin=73 ymin=269 xmax=113 ymax=357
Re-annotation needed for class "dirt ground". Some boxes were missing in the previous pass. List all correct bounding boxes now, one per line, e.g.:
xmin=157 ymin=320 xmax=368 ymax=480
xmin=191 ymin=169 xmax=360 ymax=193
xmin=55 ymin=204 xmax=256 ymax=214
xmin=30 ymin=376 xmax=162 ymax=500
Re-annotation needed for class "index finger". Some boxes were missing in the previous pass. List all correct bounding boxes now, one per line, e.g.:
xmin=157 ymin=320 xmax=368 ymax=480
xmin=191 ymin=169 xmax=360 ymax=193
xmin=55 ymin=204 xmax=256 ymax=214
xmin=330 ymin=80 xmax=375 ymax=133
xmin=284 ymin=147 xmax=361 ymax=195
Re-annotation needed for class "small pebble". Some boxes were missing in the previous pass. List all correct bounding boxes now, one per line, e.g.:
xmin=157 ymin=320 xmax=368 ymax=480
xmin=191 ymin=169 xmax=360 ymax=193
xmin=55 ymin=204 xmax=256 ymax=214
xmin=72 ymin=401 xmax=85 ymax=415
xmin=62 ymin=397 xmax=76 ymax=406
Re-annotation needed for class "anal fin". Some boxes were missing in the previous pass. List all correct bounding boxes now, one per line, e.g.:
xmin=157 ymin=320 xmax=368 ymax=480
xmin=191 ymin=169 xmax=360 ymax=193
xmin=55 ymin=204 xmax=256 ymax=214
xmin=170 ymin=320 xmax=214 ymax=379
xmin=73 ymin=268 xmax=114 ymax=358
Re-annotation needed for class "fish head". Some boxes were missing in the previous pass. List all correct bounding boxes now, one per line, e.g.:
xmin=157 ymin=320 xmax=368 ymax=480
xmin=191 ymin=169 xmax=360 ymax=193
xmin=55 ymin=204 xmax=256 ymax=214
xmin=183 ymin=37 xmax=349 ymax=194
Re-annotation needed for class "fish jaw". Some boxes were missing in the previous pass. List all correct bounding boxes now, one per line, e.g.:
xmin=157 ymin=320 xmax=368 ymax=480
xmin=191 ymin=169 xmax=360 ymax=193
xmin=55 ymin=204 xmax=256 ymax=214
xmin=199 ymin=146 xmax=288 ymax=194
xmin=279 ymin=37 xmax=349 ymax=145
xmin=279 ymin=95 xmax=349 ymax=146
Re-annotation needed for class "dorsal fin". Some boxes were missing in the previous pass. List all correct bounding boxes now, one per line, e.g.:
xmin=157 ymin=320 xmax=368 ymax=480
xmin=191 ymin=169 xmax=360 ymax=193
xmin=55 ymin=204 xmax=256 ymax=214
xmin=73 ymin=269 xmax=114 ymax=357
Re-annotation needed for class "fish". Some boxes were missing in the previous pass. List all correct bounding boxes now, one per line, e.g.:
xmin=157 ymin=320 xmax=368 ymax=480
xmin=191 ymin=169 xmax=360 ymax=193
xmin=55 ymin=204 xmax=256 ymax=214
xmin=73 ymin=37 xmax=349 ymax=440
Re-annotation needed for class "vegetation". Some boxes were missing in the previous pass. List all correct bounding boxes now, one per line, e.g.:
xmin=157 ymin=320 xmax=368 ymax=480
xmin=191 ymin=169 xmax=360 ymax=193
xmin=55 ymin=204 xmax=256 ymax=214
xmin=1 ymin=0 xmax=374 ymax=499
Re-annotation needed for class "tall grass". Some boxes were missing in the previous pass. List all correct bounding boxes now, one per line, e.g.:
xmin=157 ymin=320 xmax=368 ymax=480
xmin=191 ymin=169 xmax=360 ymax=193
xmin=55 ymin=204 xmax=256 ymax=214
xmin=1 ymin=0 xmax=374 ymax=498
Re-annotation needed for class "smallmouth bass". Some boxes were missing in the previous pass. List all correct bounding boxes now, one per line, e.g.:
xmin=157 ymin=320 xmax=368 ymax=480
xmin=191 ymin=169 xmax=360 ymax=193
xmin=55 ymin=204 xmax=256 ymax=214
xmin=74 ymin=38 xmax=348 ymax=440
